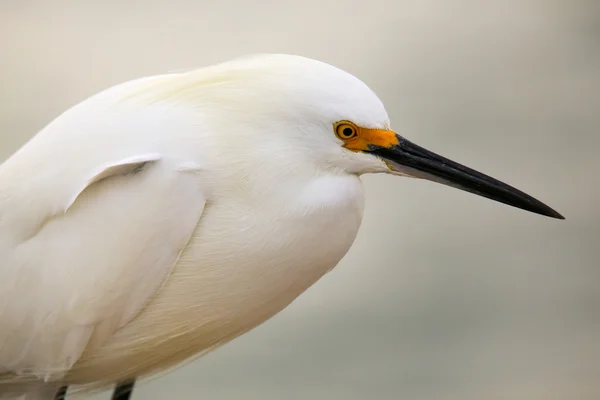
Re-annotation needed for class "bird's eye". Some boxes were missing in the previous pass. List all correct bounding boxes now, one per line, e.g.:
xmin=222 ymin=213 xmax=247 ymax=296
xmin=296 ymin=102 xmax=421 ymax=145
xmin=334 ymin=122 xmax=358 ymax=140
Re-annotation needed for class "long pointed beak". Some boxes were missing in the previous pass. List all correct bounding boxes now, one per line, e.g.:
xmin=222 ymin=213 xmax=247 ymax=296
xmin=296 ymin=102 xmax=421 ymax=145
xmin=366 ymin=134 xmax=564 ymax=219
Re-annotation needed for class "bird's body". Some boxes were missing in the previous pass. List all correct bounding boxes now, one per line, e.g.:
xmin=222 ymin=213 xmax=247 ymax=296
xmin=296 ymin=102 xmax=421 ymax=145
xmin=0 ymin=54 xmax=562 ymax=399
xmin=0 ymin=56 xmax=369 ymax=396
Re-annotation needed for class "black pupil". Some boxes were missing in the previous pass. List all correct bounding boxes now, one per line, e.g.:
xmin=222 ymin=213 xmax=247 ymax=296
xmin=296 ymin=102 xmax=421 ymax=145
xmin=342 ymin=127 xmax=354 ymax=137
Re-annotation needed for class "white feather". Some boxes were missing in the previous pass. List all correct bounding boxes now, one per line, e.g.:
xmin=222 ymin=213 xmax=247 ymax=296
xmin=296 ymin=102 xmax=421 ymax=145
xmin=0 ymin=153 xmax=206 ymax=380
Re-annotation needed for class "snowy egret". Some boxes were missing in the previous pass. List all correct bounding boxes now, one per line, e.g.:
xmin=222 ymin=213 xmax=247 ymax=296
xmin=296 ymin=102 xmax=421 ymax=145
xmin=0 ymin=54 xmax=563 ymax=399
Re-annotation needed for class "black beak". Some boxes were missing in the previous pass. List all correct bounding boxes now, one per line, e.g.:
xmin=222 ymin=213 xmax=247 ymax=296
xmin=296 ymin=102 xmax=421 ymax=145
xmin=367 ymin=134 xmax=564 ymax=219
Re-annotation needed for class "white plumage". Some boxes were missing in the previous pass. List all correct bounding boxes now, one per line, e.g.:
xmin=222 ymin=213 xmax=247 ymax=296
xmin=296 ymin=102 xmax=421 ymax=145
xmin=0 ymin=54 xmax=562 ymax=399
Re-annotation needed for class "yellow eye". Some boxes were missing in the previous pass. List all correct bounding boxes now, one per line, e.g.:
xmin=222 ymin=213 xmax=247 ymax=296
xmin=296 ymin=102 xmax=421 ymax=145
xmin=334 ymin=122 xmax=358 ymax=140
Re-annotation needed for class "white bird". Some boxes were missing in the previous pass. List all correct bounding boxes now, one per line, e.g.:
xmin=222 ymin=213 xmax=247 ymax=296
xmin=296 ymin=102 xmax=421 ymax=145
xmin=0 ymin=54 xmax=563 ymax=399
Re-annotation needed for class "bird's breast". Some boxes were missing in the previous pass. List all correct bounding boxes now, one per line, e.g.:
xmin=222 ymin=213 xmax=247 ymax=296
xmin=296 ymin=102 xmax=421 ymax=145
xmin=70 ymin=174 xmax=365 ymax=384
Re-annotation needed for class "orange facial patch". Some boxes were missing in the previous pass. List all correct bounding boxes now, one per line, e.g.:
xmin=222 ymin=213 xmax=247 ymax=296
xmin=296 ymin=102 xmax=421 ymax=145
xmin=336 ymin=122 xmax=399 ymax=152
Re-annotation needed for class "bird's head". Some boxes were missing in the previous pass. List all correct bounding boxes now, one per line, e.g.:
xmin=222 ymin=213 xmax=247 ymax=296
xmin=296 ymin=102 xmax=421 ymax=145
xmin=141 ymin=54 xmax=563 ymax=219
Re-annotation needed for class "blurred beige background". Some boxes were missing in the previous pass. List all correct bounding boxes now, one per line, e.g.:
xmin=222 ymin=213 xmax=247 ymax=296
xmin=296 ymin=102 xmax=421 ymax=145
xmin=1 ymin=0 xmax=599 ymax=399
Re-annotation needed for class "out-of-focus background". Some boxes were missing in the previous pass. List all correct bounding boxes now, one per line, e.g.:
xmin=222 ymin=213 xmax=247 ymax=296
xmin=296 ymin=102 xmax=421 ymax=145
xmin=1 ymin=1 xmax=599 ymax=399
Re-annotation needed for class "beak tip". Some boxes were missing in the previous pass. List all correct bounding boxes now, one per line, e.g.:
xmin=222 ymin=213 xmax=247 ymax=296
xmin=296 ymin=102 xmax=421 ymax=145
xmin=547 ymin=209 xmax=566 ymax=220
xmin=533 ymin=203 xmax=565 ymax=220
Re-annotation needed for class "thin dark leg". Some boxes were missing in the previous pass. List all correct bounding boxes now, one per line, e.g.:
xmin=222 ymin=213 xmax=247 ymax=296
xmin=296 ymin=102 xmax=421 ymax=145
xmin=54 ymin=386 xmax=68 ymax=400
xmin=112 ymin=380 xmax=136 ymax=400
